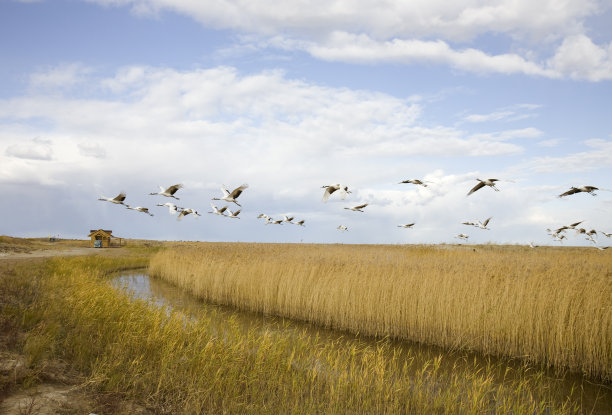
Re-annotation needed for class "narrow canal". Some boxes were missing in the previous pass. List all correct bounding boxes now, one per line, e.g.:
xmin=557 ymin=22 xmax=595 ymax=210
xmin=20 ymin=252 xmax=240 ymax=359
xmin=112 ymin=270 xmax=612 ymax=414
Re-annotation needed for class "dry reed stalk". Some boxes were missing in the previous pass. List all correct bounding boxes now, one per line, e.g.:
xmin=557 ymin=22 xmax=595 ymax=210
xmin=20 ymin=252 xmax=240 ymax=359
xmin=7 ymin=255 xmax=589 ymax=414
xmin=149 ymin=243 xmax=612 ymax=380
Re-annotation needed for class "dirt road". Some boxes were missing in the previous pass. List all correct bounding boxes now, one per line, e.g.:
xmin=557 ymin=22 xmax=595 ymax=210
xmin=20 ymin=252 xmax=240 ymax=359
xmin=0 ymin=247 xmax=93 ymax=260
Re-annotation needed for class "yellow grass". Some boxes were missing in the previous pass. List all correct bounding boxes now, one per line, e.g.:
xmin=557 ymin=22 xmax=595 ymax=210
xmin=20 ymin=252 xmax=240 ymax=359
xmin=149 ymin=243 xmax=612 ymax=381
xmin=5 ymin=254 xmax=590 ymax=414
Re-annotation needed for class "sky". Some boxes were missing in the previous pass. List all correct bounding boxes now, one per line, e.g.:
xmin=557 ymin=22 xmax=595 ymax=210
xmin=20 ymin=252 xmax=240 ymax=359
xmin=1 ymin=0 xmax=612 ymax=246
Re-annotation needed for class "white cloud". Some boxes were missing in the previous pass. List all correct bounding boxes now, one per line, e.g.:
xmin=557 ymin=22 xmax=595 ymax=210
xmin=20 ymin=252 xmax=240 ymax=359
xmin=0 ymin=64 xmax=553 ymax=243
xmin=29 ymin=63 xmax=93 ymax=91
xmin=0 ymin=66 xmax=538 ymax=165
xmin=465 ymin=111 xmax=515 ymax=123
xmin=294 ymin=32 xmax=612 ymax=80
xmin=547 ymin=35 xmax=612 ymax=81
xmin=469 ymin=127 xmax=543 ymax=141
xmin=303 ymin=32 xmax=557 ymax=77
xmin=85 ymin=0 xmax=600 ymax=42
xmin=5 ymin=137 xmax=53 ymax=161
xmin=528 ymin=139 xmax=612 ymax=173
xmin=537 ymin=139 xmax=561 ymax=148
xmin=463 ymin=104 xmax=541 ymax=123
xmin=81 ymin=0 xmax=612 ymax=80
xmin=78 ymin=141 xmax=107 ymax=158
xmin=1 ymin=65 xmax=609 ymax=244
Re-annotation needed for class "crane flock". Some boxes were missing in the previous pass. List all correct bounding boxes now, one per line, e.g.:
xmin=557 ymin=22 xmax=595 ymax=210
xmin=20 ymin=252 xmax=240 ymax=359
xmin=97 ymin=178 xmax=610 ymax=249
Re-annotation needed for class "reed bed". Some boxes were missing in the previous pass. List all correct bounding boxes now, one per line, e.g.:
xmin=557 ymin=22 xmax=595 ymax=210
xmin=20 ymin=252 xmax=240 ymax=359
xmin=11 ymin=255 xmax=590 ymax=414
xmin=149 ymin=243 xmax=612 ymax=381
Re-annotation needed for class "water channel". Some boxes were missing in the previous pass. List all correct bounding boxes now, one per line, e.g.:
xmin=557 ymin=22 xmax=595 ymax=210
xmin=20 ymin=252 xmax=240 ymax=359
xmin=112 ymin=270 xmax=612 ymax=413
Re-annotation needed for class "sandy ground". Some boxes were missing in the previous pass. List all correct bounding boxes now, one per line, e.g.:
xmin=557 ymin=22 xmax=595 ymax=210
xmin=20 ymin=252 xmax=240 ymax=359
xmin=0 ymin=246 xmax=133 ymax=266
xmin=0 ymin=247 xmax=94 ymax=260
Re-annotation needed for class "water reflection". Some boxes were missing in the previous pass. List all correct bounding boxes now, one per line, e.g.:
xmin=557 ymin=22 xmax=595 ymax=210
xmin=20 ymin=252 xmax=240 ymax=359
xmin=112 ymin=271 xmax=612 ymax=414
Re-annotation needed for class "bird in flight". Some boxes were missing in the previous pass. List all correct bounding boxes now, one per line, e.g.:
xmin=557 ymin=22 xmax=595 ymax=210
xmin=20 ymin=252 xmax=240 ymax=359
xmin=548 ymin=221 xmax=584 ymax=238
xmin=477 ymin=217 xmax=492 ymax=230
xmin=467 ymin=178 xmax=505 ymax=196
xmin=296 ymin=220 xmax=305 ymax=227
xmin=98 ymin=192 xmax=126 ymax=205
xmin=177 ymin=208 xmax=200 ymax=221
xmin=456 ymin=233 xmax=469 ymax=240
xmin=558 ymin=185 xmax=601 ymax=198
xmin=157 ymin=202 xmax=181 ymax=215
xmin=337 ymin=225 xmax=348 ymax=232
xmin=209 ymin=203 xmax=228 ymax=216
xmin=553 ymin=234 xmax=567 ymax=243
xmin=125 ymin=205 xmax=154 ymax=216
xmin=227 ymin=209 xmax=241 ymax=219
xmin=150 ymin=184 xmax=183 ymax=200
xmin=398 ymin=179 xmax=432 ymax=187
xmin=397 ymin=223 xmax=415 ymax=228
xmin=213 ymin=184 xmax=248 ymax=207
xmin=344 ymin=203 xmax=368 ymax=212
xmin=464 ymin=217 xmax=492 ymax=230
xmin=322 ymin=184 xmax=351 ymax=202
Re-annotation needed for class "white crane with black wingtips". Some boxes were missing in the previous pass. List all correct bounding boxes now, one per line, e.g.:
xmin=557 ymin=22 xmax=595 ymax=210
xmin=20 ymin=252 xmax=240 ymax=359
xmin=125 ymin=205 xmax=154 ymax=216
xmin=344 ymin=203 xmax=368 ymax=212
xmin=150 ymin=184 xmax=183 ymax=200
xmin=98 ymin=192 xmax=127 ymax=205
xmin=322 ymin=184 xmax=351 ymax=202
xmin=213 ymin=184 xmax=248 ymax=207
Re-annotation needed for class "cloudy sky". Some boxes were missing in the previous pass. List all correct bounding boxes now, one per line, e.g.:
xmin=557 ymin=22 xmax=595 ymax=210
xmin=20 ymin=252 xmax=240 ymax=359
xmin=1 ymin=0 xmax=611 ymax=246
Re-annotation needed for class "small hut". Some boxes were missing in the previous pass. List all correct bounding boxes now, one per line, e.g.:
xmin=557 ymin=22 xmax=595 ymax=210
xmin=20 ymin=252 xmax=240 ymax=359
xmin=89 ymin=229 xmax=113 ymax=248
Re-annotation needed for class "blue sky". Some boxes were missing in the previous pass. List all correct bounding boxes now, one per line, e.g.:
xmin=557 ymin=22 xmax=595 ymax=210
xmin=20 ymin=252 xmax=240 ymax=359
xmin=1 ymin=0 xmax=611 ymax=246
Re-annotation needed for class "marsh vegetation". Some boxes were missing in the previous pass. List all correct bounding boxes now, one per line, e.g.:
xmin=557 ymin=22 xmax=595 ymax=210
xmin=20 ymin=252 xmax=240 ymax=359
xmin=1 ymin=241 xmax=611 ymax=414
xmin=150 ymin=243 xmax=612 ymax=381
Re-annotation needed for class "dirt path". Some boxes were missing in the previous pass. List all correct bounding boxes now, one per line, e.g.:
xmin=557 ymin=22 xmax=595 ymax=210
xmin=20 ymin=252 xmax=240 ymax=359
xmin=0 ymin=247 xmax=133 ymax=266
xmin=0 ymin=247 xmax=94 ymax=260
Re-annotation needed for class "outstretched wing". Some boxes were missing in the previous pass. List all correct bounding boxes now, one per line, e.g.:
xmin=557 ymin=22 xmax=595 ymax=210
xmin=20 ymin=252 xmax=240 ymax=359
xmin=113 ymin=192 xmax=127 ymax=202
xmin=220 ymin=185 xmax=230 ymax=197
xmin=230 ymin=184 xmax=249 ymax=198
xmin=467 ymin=182 xmax=485 ymax=196
xmin=322 ymin=186 xmax=337 ymax=202
xmin=166 ymin=184 xmax=183 ymax=195
xmin=559 ymin=187 xmax=580 ymax=197
xmin=482 ymin=217 xmax=491 ymax=227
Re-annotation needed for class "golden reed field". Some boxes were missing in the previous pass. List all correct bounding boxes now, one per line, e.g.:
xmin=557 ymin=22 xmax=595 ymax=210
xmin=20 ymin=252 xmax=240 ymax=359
xmin=2 ymin=242 xmax=609 ymax=414
xmin=149 ymin=243 xmax=612 ymax=381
